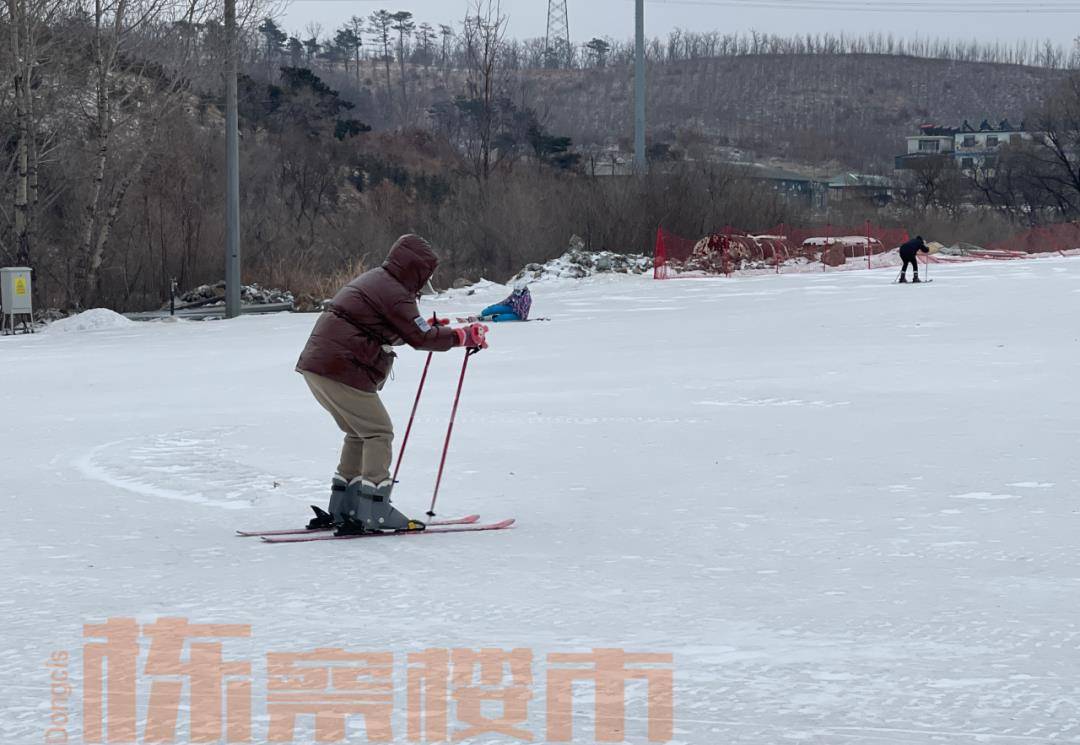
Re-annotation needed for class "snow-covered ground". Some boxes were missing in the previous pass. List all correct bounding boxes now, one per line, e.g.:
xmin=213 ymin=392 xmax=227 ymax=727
xmin=3 ymin=258 xmax=1080 ymax=744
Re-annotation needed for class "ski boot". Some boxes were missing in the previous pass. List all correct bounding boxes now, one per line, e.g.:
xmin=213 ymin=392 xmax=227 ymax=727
xmin=306 ymin=474 xmax=348 ymax=530
xmin=912 ymin=275 xmax=922 ymax=283
xmin=335 ymin=478 xmax=426 ymax=536
xmin=898 ymin=275 xmax=908 ymax=283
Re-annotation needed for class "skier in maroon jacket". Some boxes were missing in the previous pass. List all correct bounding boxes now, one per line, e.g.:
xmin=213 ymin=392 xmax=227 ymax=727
xmin=296 ymin=234 xmax=488 ymax=534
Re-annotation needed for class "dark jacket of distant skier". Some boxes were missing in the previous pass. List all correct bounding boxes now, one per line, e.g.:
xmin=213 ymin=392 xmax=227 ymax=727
xmin=899 ymin=236 xmax=929 ymax=261
xmin=296 ymin=234 xmax=458 ymax=392
xmin=898 ymin=235 xmax=929 ymax=281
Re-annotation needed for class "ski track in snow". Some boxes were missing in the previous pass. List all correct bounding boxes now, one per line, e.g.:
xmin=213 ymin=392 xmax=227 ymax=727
xmin=948 ymin=491 xmax=1023 ymax=501
xmin=694 ymin=397 xmax=852 ymax=408
xmin=2 ymin=258 xmax=1080 ymax=743
xmin=76 ymin=430 xmax=276 ymax=509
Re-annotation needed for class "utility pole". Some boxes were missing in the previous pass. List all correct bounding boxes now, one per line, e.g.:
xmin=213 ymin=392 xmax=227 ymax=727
xmin=224 ymin=0 xmax=242 ymax=318
xmin=634 ymin=0 xmax=647 ymax=172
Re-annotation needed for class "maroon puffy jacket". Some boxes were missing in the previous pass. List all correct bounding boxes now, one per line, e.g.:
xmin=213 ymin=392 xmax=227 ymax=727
xmin=296 ymin=235 xmax=457 ymax=392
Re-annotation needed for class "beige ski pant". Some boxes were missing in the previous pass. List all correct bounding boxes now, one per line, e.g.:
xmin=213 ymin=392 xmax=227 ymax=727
xmin=302 ymin=371 xmax=394 ymax=483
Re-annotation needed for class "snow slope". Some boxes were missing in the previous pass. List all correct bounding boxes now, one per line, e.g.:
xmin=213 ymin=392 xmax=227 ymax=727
xmin=2 ymin=258 xmax=1079 ymax=743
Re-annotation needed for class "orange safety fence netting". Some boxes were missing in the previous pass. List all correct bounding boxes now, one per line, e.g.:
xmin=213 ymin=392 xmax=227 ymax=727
xmin=655 ymin=224 xmax=910 ymax=278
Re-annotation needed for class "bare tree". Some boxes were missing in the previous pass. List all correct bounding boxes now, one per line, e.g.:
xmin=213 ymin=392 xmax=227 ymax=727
xmin=368 ymin=9 xmax=393 ymax=106
xmin=438 ymin=23 xmax=453 ymax=68
xmin=461 ymin=0 xmax=507 ymax=182
xmin=302 ymin=22 xmax=321 ymax=62
xmin=75 ymin=0 xmax=217 ymax=307
xmin=905 ymin=154 xmax=962 ymax=212
xmin=4 ymin=0 xmax=64 ymax=269
xmin=390 ymin=11 xmax=414 ymax=118
xmin=415 ymin=22 xmax=435 ymax=68
xmin=1026 ymin=75 xmax=1080 ymax=213
xmin=348 ymin=14 xmax=364 ymax=84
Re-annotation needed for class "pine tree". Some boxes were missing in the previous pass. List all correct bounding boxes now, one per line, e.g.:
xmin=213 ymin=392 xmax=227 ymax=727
xmin=368 ymin=10 xmax=394 ymax=103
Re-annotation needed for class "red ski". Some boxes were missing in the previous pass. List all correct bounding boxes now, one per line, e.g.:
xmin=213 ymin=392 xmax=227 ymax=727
xmin=259 ymin=519 xmax=515 ymax=544
xmin=237 ymin=514 xmax=480 ymax=538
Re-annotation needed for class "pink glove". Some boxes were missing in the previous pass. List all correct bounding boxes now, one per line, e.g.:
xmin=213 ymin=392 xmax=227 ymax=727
xmin=432 ymin=317 xmax=451 ymax=326
xmin=453 ymin=323 xmax=489 ymax=349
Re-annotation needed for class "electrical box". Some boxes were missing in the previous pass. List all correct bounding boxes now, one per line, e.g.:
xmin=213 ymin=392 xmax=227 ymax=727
xmin=1 ymin=266 xmax=34 ymax=334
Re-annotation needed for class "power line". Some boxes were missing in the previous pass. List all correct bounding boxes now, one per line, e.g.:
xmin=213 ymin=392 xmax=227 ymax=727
xmin=648 ymin=0 xmax=1080 ymax=5
xmin=285 ymin=0 xmax=1080 ymax=13
xmin=642 ymin=0 xmax=1080 ymax=12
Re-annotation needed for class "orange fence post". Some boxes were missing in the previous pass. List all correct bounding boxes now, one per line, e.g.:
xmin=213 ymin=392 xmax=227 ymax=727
xmin=653 ymin=226 xmax=665 ymax=280
xmin=866 ymin=220 xmax=872 ymax=270
xmin=723 ymin=225 xmax=732 ymax=277
xmin=823 ymin=223 xmax=832 ymax=272
xmin=778 ymin=222 xmax=786 ymax=274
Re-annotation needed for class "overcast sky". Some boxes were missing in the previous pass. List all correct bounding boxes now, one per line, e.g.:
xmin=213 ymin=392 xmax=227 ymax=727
xmin=279 ymin=0 xmax=1080 ymax=49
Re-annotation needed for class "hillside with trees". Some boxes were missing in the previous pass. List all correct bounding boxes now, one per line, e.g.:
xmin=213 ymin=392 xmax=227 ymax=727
xmin=279 ymin=20 xmax=1072 ymax=170
xmin=522 ymin=54 xmax=1064 ymax=169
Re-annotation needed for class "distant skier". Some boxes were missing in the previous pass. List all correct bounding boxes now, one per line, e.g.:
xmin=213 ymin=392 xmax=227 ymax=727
xmin=296 ymin=234 xmax=489 ymax=535
xmin=899 ymin=236 xmax=929 ymax=283
xmin=479 ymin=280 xmax=532 ymax=322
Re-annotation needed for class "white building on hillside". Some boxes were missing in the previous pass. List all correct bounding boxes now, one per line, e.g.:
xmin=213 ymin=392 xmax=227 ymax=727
xmin=896 ymin=119 xmax=1036 ymax=173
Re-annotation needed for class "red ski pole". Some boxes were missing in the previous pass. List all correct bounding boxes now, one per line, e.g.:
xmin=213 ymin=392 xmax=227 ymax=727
xmin=392 ymin=313 xmax=440 ymax=483
xmin=427 ymin=347 xmax=479 ymax=520
xmin=392 ymin=352 xmax=432 ymax=483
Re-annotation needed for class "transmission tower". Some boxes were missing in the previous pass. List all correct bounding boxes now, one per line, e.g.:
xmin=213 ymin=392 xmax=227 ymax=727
xmin=545 ymin=0 xmax=571 ymax=67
